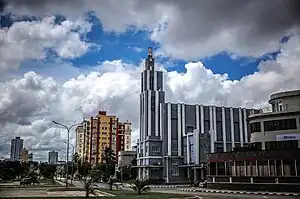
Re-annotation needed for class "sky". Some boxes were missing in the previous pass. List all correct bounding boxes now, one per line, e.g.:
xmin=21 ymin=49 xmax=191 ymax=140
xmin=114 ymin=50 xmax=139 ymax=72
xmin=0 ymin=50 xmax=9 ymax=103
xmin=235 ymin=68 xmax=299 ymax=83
xmin=0 ymin=0 xmax=300 ymax=161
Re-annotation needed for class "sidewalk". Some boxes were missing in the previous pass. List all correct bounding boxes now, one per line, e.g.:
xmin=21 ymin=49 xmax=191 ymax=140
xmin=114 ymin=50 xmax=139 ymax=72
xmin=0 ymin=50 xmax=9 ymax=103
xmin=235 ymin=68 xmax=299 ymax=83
xmin=180 ymin=188 xmax=300 ymax=196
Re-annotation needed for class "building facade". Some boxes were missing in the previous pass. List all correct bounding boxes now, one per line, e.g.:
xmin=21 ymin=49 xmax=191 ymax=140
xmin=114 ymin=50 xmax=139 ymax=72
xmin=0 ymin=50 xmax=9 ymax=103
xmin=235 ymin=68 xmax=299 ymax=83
xmin=21 ymin=148 xmax=28 ymax=162
xmin=136 ymin=47 xmax=258 ymax=182
xmin=249 ymin=89 xmax=300 ymax=150
xmin=48 ymin=150 xmax=58 ymax=165
xmin=10 ymin=137 xmax=24 ymax=161
xmin=116 ymin=120 xmax=132 ymax=156
xmin=76 ymin=120 xmax=90 ymax=161
xmin=206 ymin=89 xmax=300 ymax=192
xmin=76 ymin=111 xmax=132 ymax=165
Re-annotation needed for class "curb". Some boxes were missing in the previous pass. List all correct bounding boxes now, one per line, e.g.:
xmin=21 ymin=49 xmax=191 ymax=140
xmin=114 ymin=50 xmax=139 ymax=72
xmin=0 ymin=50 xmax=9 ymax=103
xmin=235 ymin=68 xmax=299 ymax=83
xmin=180 ymin=189 xmax=300 ymax=196
xmin=122 ymin=184 xmax=186 ymax=188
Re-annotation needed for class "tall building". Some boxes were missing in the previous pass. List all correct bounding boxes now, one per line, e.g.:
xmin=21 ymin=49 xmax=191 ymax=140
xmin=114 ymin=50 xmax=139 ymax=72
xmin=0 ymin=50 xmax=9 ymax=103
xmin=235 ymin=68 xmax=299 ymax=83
xmin=10 ymin=137 xmax=24 ymax=161
xmin=48 ymin=150 xmax=58 ymax=164
xmin=21 ymin=148 xmax=28 ymax=162
xmin=87 ymin=111 xmax=118 ymax=164
xmin=136 ymin=47 xmax=258 ymax=182
xmin=75 ymin=111 xmax=132 ymax=165
xmin=116 ymin=120 xmax=132 ymax=156
xmin=76 ymin=119 xmax=90 ymax=161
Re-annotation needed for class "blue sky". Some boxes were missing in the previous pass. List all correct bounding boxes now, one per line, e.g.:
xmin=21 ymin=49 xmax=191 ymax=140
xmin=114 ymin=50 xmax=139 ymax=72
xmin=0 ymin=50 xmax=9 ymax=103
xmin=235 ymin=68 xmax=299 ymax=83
xmin=65 ymin=19 xmax=283 ymax=81
xmin=2 ymin=13 xmax=282 ymax=81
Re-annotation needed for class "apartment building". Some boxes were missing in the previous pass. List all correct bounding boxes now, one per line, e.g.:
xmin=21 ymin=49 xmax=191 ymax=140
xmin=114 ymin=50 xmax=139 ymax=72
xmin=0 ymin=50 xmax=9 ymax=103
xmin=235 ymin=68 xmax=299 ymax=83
xmin=76 ymin=111 xmax=132 ymax=165
xmin=75 ymin=120 xmax=90 ymax=161
xmin=116 ymin=120 xmax=132 ymax=156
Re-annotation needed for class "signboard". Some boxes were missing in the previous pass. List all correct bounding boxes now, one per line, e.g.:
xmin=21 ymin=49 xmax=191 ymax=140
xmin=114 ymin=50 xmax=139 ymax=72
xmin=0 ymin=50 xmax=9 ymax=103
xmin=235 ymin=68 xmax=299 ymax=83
xmin=276 ymin=134 xmax=300 ymax=141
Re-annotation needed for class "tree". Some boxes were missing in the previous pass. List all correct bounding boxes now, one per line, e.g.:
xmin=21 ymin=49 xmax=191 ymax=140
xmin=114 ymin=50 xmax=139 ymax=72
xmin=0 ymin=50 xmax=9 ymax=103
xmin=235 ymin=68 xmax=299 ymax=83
xmin=39 ymin=163 xmax=57 ymax=183
xmin=77 ymin=161 xmax=102 ymax=198
xmin=100 ymin=147 xmax=116 ymax=182
xmin=129 ymin=179 xmax=151 ymax=194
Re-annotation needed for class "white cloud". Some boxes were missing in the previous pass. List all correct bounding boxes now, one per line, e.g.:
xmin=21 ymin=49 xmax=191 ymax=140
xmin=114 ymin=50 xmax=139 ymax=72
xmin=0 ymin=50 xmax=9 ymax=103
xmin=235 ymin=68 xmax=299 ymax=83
xmin=1 ymin=34 xmax=299 ymax=161
xmin=3 ymin=0 xmax=300 ymax=59
xmin=0 ymin=16 xmax=92 ymax=72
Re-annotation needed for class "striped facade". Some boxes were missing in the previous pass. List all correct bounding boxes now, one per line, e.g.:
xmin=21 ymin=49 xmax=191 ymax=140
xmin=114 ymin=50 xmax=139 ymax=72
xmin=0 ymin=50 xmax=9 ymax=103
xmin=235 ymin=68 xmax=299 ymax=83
xmin=136 ymin=47 xmax=258 ymax=182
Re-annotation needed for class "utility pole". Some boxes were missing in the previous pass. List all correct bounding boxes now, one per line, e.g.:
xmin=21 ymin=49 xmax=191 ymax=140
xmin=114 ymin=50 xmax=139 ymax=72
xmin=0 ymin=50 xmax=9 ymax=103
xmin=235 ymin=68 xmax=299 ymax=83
xmin=53 ymin=121 xmax=80 ymax=189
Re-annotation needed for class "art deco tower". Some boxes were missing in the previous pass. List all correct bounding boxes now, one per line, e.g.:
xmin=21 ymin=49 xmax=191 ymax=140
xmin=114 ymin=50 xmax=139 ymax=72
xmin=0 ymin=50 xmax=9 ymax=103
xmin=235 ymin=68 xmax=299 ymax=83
xmin=138 ymin=47 xmax=165 ymax=178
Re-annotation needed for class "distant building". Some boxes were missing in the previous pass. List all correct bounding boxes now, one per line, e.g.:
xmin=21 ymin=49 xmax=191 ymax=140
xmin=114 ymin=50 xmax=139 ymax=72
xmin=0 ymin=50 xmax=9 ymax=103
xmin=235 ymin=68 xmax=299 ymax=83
xmin=116 ymin=120 xmax=132 ymax=156
xmin=10 ymin=137 xmax=24 ymax=161
xmin=28 ymin=153 xmax=33 ymax=162
xmin=21 ymin=148 xmax=28 ymax=162
xmin=48 ymin=150 xmax=58 ymax=164
xmin=117 ymin=151 xmax=136 ymax=168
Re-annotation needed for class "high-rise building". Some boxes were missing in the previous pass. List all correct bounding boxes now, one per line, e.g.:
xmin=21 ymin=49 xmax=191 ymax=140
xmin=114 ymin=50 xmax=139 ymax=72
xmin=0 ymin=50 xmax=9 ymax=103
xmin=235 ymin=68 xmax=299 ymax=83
xmin=136 ymin=47 xmax=258 ymax=182
xmin=21 ymin=148 xmax=28 ymax=162
xmin=48 ymin=150 xmax=58 ymax=164
xmin=116 ymin=120 xmax=132 ymax=156
xmin=10 ymin=137 xmax=24 ymax=161
xmin=76 ymin=111 xmax=132 ymax=165
xmin=76 ymin=119 xmax=90 ymax=161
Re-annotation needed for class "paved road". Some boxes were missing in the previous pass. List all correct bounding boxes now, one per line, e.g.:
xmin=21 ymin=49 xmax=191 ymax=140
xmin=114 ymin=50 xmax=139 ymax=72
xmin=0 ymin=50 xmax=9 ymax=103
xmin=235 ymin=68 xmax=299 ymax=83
xmin=57 ymin=180 xmax=299 ymax=199
xmin=151 ymin=189 xmax=300 ymax=199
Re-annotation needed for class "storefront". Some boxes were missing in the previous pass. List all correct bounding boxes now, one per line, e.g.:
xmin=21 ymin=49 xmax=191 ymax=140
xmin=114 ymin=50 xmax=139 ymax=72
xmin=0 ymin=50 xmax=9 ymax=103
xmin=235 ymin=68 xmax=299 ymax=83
xmin=207 ymin=148 xmax=300 ymax=192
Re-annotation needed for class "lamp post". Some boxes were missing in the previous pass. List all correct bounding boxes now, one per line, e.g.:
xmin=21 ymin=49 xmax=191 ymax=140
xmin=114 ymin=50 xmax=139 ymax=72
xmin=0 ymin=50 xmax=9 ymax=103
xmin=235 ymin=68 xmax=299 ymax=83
xmin=64 ymin=141 xmax=75 ymax=185
xmin=52 ymin=120 xmax=80 ymax=188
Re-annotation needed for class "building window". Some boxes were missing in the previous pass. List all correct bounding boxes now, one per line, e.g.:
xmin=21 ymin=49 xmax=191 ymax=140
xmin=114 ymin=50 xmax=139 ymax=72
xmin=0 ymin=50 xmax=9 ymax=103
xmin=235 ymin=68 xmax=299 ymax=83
xmin=264 ymin=118 xmax=297 ymax=131
xmin=152 ymin=145 xmax=160 ymax=152
xmin=171 ymin=159 xmax=179 ymax=165
xmin=266 ymin=140 xmax=298 ymax=150
xmin=171 ymin=167 xmax=179 ymax=176
xmin=187 ymin=126 xmax=194 ymax=133
xmin=278 ymin=101 xmax=283 ymax=111
xmin=250 ymin=122 xmax=261 ymax=133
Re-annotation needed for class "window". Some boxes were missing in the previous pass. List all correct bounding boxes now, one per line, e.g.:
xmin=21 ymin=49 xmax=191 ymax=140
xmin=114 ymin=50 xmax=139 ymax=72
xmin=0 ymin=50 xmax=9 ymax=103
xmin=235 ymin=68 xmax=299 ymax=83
xmin=152 ymin=145 xmax=160 ymax=152
xmin=264 ymin=118 xmax=297 ymax=131
xmin=171 ymin=159 xmax=179 ymax=165
xmin=266 ymin=140 xmax=298 ymax=150
xmin=278 ymin=101 xmax=283 ymax=111
xmin=187 ymin=126 xmax=194 ymax=133
xmin=250 ymin=122 xmax=261 ymax=133
xmin=171 ymin=167 xmax=179 ymax=176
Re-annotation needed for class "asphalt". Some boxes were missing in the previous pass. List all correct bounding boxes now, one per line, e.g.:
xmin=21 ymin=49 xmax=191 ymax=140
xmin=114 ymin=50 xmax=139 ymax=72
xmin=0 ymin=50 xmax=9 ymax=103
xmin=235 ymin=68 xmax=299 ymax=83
xmin=56 ymin=179 xmax=300 ymax=199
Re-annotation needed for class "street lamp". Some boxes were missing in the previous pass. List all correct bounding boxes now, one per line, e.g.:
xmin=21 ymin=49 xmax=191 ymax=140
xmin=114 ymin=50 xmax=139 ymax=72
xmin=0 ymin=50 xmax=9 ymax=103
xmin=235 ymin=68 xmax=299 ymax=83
xmin=52 ymin=120 xmax=80 ymax=188
xmin=64 ymin=141 xmax=75 ymax=185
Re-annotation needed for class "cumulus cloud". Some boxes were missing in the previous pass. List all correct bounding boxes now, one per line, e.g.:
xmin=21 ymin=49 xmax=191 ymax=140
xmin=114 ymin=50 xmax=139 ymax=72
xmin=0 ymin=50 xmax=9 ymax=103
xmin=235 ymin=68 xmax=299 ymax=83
xmin=1 ymin=34 xmax=299 ymax=160
xmin=0 ymin=16 xmax=92 ymax=72
xmin=2 ymin=0 xmax=300 ymax=59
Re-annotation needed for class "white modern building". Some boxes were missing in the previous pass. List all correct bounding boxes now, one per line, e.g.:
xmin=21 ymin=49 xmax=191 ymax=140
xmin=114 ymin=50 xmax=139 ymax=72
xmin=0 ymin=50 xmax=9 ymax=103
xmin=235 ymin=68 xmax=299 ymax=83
xmin=249 ymin=89 xmax=300 ymax=150
xmin=136 ymin=47 xmax=258 ymax=182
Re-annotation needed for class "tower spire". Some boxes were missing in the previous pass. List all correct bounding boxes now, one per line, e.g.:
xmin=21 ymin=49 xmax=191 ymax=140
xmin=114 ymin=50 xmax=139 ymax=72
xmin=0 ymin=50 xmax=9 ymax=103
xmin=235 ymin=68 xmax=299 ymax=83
xmin=145 ymin=47 xmax=154 ymax=70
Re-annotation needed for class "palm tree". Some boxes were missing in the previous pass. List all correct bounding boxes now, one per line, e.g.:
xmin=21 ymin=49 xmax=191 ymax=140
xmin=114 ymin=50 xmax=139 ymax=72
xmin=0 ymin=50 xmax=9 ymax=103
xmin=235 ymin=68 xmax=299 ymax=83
xmin=129 ymin=179 xmax=151 ymax=194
